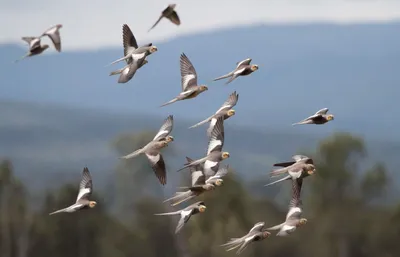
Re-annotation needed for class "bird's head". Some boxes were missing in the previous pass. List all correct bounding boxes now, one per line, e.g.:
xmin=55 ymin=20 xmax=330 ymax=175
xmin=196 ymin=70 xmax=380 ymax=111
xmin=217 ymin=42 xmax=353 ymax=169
xmin=262 ymin=231 xmax=271 ymax=238
xmin=306 ymin=164 xmax=316 ymax=175
xmin=215 ymin=179 xmax=224 ymax=186
xmin=297 ymin=218 xmax=308 ymax=227
xmin=57 ymin=24 xmax=63 ymax=29
xmin=199 ymin=85 xmax=208 ymax=92
xmin=149 ymin=45 xmax=158 ymax=54
xmin=165 ymin=136 xmax=174 ymax=143
xmin=89 ymin=201 xmax=97 ymax=208
xmin=199 ymin=205 xmax=207 ymax=213
xmin=227 ymin=109 xmax=236 ymax=117
xmin=327 ymin=114 xmax=334 ymax=121
xmin=222 ymin=152 xmax=230 ymax=159
xmin=250 ymin=64 xmax=259 ymax=71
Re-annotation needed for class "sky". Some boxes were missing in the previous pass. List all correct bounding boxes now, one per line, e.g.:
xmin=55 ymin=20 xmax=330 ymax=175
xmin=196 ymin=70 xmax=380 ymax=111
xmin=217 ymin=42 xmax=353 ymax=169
xmin=1 ymin=0 xmax=400 ymax=51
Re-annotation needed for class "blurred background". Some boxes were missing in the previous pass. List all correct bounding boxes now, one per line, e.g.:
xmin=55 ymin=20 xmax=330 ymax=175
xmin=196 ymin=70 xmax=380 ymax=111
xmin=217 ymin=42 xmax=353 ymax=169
xmin=1 ymin=0 xmax=400 ymax=257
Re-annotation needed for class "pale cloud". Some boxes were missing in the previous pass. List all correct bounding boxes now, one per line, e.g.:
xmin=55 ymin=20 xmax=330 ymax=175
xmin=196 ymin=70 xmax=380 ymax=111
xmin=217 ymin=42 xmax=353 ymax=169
xmin=2 ymin=0 xmax=400 ymax=50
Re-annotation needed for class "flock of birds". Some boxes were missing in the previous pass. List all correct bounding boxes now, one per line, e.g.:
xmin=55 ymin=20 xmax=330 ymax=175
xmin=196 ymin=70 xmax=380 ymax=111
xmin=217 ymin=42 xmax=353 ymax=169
xmin=17 ymin=3 xmax=336 ymax=255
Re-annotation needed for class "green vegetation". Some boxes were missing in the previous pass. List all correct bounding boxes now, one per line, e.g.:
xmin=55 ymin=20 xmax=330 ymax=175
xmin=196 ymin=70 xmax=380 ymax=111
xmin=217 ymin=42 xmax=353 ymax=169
xmin=0 ymin=132 xmax=398 ymax=257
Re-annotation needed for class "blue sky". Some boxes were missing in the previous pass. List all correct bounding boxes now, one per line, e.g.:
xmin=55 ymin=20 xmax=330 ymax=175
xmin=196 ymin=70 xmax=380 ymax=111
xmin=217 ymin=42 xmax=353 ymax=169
xmin=2 ymin=0 xmax=400 ymax=50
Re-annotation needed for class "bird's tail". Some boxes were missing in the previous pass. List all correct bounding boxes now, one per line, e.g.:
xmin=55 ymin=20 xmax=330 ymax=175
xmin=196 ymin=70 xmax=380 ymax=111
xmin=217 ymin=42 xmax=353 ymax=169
xmin=106 ymin=55 xmax=130 ymax=67
xmin=119 ymin=148 xmax=143 ymax=160
xmin=154 ymin=210 xmax=181 ymax=216
xmin=49 ymin=208 xmax=67 ymax=215
xmin=188 ymin=115 xmax=213 ymax=129
xmin=160 ymin=98 xmax=179 ymax=107
xmin=109 ymin=68 xmax=124 ymax=76
xmin=264 ymin=175 xmax=292 ymax=187
xmin=221 ymin=237 xmax=247 ymax=253
xmin=14 ymin=53 xmax=29 ymax=63
xmin=292 ymin=120 xmax=311 ymax=126
xmin=164 ymin=191 xmax=196 ymax=206
xmin=269 ymin=167 xmax=288 ymax=177
xmin=213 ymin=72 xmax=233 ymax=81
xmin=267 ymin=222 xmax=285 ymax=231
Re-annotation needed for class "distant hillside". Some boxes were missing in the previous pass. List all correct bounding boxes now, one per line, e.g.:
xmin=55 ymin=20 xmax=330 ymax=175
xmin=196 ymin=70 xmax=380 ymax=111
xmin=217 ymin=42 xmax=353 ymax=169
xmin=0 ymin=101 xmax=399 ymax=195
xmin=1 ymin=22 xmax=399 ymax=140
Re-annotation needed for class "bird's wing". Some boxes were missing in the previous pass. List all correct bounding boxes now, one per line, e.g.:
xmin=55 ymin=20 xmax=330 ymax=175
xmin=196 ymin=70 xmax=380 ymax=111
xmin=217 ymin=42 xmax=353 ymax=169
xmin=187 ymin=156 xmax=206 ymax=185
xmin=273 ymin=161 xmax=295 ymax=167
xmin=180 ymin=53 xmax=198 ymax=91
xmin=76 ymin=167 xmax=93 ymax=202
xmin=175 ymin=209 xmax=193 ymax=234
xmin=236 ymin=58 xmax=252 ymax=68
xmin=215 ymin=91 xmax=239 ymax=114
xmin=145 ymin=151 xmax=167 ymax=185
xmin=286 ymin=179 xmax=303 ymax=220
xmin=117 ymin=61 xmax=140 ymax=83
xmin=207 ymin=117 xmax=225 ymax=155
xmin=292 ymin=155 xmax=309 ymax=162
xmin=248 ymin=221 xmax=265 ymax=233
xmin=167 ymin=11 xmax=181 ymax=25
xmin=122 ymin=24 xmax=138 ymax=57
xmin=206 ymin=164 xmax=229 ymax=183
xmin=42 ymin=25 xmax=62 ymax=52
xmin=315 ymin=108 xmax=329 ymax=115
xmin=153 ymin=115 xmax=173 ymax=141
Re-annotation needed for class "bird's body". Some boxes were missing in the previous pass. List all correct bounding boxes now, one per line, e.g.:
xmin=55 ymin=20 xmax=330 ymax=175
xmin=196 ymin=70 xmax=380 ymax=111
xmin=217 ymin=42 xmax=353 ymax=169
xmin=119 ymin=115 xmax=173 ymax=185
xmin=213 ymin=58 xmax=259 ymax=85
xmin=267 ymin=179 xmax=307 ymax=236
xmin=293 ymin=108 xmax=334 ymax=126
xmin=154 ymin=201 xmax=206 ymax=234
xmin=160 ymin=53 xmax=208 ymax=107
xmin=221 ymin=222 xmax=270 ymax=254
xmin=148 ymin=4 xmax=181 ymax=32
xmin=49 ymin=167 xmax=97 ymax=215
xmin=16 ymin=37 xmax=49 ymax=62
xmin=189 ymin=91 xmax=238 ymax=134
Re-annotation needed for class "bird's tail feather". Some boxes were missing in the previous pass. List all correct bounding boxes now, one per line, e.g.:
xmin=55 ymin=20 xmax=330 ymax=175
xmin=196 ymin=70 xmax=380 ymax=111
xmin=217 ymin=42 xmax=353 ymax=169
xmin=213 ymin=72 xmax=232 ymax=81
xmin=119 ymin=148 xmax=143 ymax=160
xmin=14 ymin=54 xmax=29 ymax=63
xmin=164 ymin=191 xmax=195 ymax=206
xmin=188 ymin=115 xmax=213 ymax=129
xmin=269 ymin=167 xmax=288 ymax=177
xmin=49 ymin=208 xmax=67 ymax=215
xmin=264 ymin=175 xmax=292 ymax=186
xmin=109 ymin=68 xmax=123 ymax=76
xmin=154 ymin=210 xmax=181 ymax=216
xmin=160 ymin=98 xmax=179 ymax=107
xmin=106 ymin=55 xmax=129 ymax=67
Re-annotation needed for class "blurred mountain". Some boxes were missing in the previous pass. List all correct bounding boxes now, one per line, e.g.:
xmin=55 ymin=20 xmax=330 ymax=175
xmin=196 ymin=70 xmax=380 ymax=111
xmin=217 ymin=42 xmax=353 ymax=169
xmin=0 ymin=100 xmax=399 ymax=195
xmin=0 ymin=22 xmax=399 ymax=140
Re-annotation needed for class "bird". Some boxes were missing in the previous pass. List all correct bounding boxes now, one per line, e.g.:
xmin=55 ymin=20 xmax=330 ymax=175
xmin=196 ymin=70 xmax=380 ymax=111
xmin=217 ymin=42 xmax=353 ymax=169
xmin=160 ymin=53 xmax=208 ymax=107
xmin=164 ymin=157 xmax=229 ymax=206
xmin=119 ymin=115 xmax=174 ymax=185
xmin=107 ymin=24 xmax=157 ymax=68
xmin=266 ymin=179 xmax=308 ymax=236
xmin=40 ymin=24 xmax=63 ymax=52
xmin=265 ymin=155 xmax=316 ymax=187
xmin=221 ymin=222 xmax=271 ymax=255
xmin=292 ymin=108 xmax=334 ymax=125
xmin=213 ymin=58 xmax=259 ymax=85
xmin=189 ymin=91 xmax=239 ymax=136
xmin=154 ymin=201 xmax=206 ymax=234
xmin=15 ymin=37 xmax=49 ymax=62
xmin=148 ymin=4 xmax=181 ymax=32
xmin=176 ymin=117 xmax=229 ymax=174
xmin=49 ymin=167 xmax=97 ymax=215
